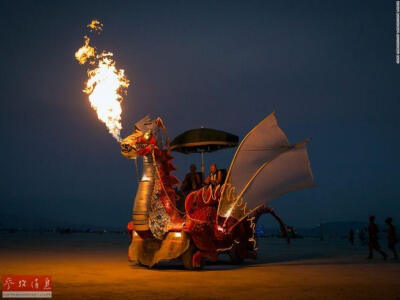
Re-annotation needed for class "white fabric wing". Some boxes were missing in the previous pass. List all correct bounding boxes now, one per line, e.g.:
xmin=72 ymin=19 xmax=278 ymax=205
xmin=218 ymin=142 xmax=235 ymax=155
xmin=219 ymin=111 xmax=314 ymax=217
xmin=240 ymin=141 xmax=314 ymax=209
xmin=227 ymin=111 xmax=290 ymax=196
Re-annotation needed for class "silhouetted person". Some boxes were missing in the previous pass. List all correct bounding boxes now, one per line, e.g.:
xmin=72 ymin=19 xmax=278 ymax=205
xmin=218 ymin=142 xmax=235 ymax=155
xmin=349 ymin=229 xmax=354 ymax=246
xmin=181 ymin=164 xmax=201 ymax=194
xmin=204 ymin=163 xmax=223 ymax=187
xmin=384 ymin=217 xmax=398 ymax=260
xmin=367 ymin=216 xmax=387 ymax=260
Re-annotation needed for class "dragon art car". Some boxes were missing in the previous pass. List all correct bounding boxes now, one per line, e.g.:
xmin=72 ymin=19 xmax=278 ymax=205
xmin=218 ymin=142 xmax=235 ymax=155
xmin=120 ymin=112 xmax=314 ymax=269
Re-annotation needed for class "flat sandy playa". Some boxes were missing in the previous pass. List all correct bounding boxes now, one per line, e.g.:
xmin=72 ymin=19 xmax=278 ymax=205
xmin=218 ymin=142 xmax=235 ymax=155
xmin=1 ymin=233 xmax=399 ymax=299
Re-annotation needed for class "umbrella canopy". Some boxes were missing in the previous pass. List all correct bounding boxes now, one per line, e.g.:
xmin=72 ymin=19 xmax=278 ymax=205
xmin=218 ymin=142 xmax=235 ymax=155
xmin=170 ymin=128 xmax=239 ymax=154
xmin=170 ymin=128 xmax=239 ymax=180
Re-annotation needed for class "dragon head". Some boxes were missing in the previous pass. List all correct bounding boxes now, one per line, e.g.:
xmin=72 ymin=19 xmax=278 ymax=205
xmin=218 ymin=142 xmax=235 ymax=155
xmin=120 ymin=129 xmax=157 ymax=159
xmin=120 ymin=115 xmax=164 ymax=159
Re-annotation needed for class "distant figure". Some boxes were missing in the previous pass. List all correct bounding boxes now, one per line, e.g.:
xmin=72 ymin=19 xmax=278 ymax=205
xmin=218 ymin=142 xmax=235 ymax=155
xmin=349 ymin=229 xmax=354 ymax=246
xmin=384 ymin=217 xmax=398 ymax=260
xmin=367 ymin=216 xmax=387 ymax=260
xmin=181 ymin=164 xmax=201 ymax=194
xmin=204 ymin=163 xmax=223 ymax=187
xmin=359 ymin=228 xmax=366 ymax=246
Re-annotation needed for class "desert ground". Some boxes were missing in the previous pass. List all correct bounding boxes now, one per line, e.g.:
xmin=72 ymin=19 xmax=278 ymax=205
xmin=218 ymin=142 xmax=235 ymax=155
xmin=1 ymin=232 xmax=399 ymax=299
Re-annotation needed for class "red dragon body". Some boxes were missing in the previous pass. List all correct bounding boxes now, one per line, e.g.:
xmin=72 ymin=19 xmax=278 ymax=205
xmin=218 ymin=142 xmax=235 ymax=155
xmin=121 ymin=113 xmax=314 ymax=269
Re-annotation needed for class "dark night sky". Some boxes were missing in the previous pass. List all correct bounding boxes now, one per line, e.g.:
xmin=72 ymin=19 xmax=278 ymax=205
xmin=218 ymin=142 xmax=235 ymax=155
xmin=0 ymin=0 xmax=398 ymax=228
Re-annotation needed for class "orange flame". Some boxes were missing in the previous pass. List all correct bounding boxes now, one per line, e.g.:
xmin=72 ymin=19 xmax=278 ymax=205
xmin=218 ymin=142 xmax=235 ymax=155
xmin=74 ymin=36 xmax=95 ymax=65
xmin=75 ymin=20 xmax=129 ymax=141
xmin=87 ymin=20 xmax=103 ymax=33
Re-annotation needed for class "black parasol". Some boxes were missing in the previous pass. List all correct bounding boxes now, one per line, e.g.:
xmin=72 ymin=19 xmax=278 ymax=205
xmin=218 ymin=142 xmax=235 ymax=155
xmin=170 ymin=127 xmax=239 ymax=178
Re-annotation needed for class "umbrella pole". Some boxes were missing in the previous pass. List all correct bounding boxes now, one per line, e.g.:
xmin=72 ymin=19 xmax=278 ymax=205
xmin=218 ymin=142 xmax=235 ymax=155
xmin=201 ymin=151 xmax=205 ymax=181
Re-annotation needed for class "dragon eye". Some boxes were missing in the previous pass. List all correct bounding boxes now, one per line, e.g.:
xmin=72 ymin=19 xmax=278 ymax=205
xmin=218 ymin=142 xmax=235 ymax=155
xmin=143 ymin=131 xmax=152 ymax=140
